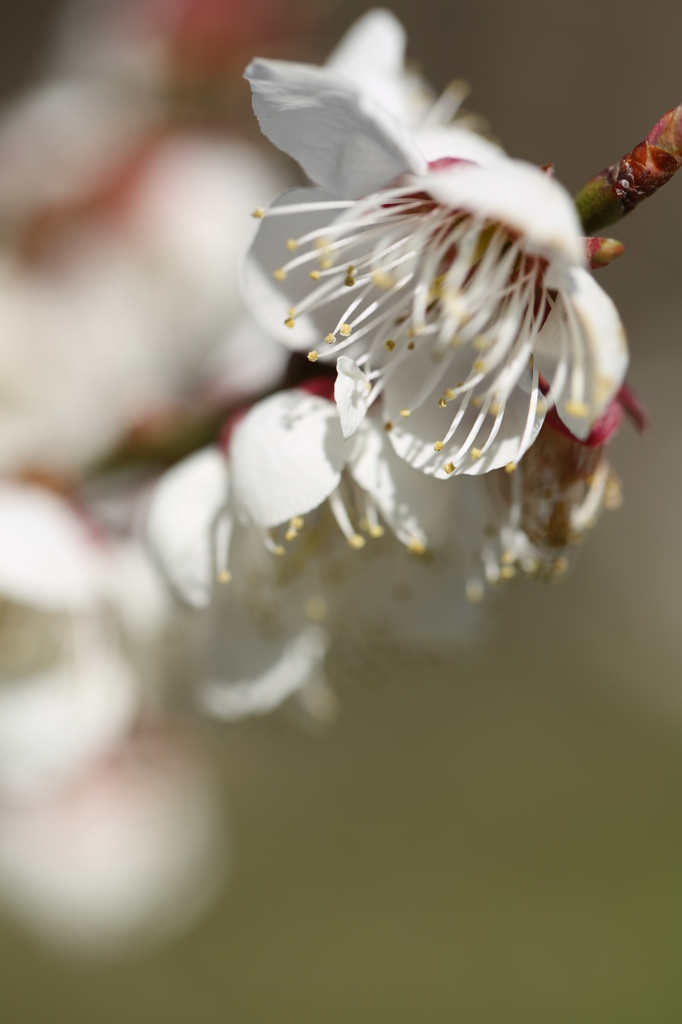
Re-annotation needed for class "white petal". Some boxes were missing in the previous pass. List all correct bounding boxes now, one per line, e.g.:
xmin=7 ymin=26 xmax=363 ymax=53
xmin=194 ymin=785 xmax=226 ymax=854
xmin=241 ymin=186 xmax=337 ymax=349
xmin=147 ymin=448 xmax=229 ymax=608
xmin=197 ymin=314 xmax=290 ymax=403
xmin=0 ymin=484 xmax=99 ymax=611
xmin=325 ymin=10 xmax=432 ymax=130
xmin=335 ymin=356 xmax=371 ymax=438
xmin=415 ymin=124 xmax=506 ymax=166
xmin=229 ymin=389 xmax=349 ymax=528
xmin=349 ymin=418 xmax=455 ymax=547
xmin=245 ymin=58 xmax=426 ymax=198
xmin=326 ymin=10 xmax=407 ymax=81
xmin=535 ymin=267 xmax=629 ymax=438
xmin=200 ymin=626 xmax=328 ymax=722
xmin=418 ymin=159 xmax=584 ymax=265
xmin=384 ymin=350 xmax=545 ymax=478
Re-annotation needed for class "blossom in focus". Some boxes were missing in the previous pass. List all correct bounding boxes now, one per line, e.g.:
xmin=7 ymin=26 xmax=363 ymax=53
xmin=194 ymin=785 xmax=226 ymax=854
xmin=242 ymin=12 xmax=629 ymax=478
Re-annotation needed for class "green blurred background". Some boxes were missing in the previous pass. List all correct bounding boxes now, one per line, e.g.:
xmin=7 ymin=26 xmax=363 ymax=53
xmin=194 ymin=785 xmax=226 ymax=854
xmin=1 ymin=0 xmax=682 ymax=1020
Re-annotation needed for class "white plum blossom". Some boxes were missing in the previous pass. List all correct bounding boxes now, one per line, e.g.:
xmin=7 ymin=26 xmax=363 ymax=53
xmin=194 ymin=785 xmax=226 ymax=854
xmin=0 ymin=76 xmax=287 ymax=475
xmin=146 ymin=382 xmax=474 ymax=719
xmin=147 ymin=446 xmax=340 ymax=721
xmin=242 ymin=24 xmax=629 ymax=480
xmin=0 ymin=728 xmax=225 ymax=957
xmin=0 ymin=483 xmax=165 ymax=800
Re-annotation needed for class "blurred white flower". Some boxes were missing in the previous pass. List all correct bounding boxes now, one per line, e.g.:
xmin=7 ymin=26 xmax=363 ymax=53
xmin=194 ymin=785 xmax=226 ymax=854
xmin=242 ymin=38 xmax=628 ymax=478
xmin=0 ymin=728 xmax=226 ymax=957
xmin=0 ymin=75 xmax=287 ymax=474
xmin=0 ymin=483 xmax=166 ymax=800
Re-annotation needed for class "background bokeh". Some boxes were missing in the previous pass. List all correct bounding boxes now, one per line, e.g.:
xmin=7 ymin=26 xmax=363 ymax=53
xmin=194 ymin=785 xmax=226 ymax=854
xmin=1 ymin=0 xmax=681 ymax=1021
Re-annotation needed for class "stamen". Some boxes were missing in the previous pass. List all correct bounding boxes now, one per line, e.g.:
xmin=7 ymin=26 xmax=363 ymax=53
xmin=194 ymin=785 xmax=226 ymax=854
xmin=213 ymin=509 xmax=234 ymax=584
xmin=328 ymin=488 xmax=365 ymax=549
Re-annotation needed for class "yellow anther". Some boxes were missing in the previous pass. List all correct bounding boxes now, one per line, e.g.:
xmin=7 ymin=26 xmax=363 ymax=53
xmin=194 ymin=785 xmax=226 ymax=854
xmin=449 ymin=335 xmax=465 ymax=349
xmin=433 ymin=441 xmax=444 ymax=452
xmin=320 ymin=257 xmax=333 ymax=270
xmin=471 ymin=395 xmax=483 ymax=408
xmin=489 ymin=401 xmax=501 ymax=416
xmin=407 ymin=538 xmax=426 ymax=555
xmin=348 ymin=534 xmax=366 ymax=550
xmin=384 ymin=339 xmax=396 ymax=352
xmin=444 ymin=461 xmax=456 ymax=475
xmin=505 ymin=462 xmax=517 ymax=474
xmin=286 ymin=238 xmax=298 ymax=252
xmin=274 ymin=545 xmax=286 ymax=557
xmin=500 ymin=565 xmax=517 ymax=580
xmin=339 ymin=323 xmax=352 ymax=337
xmin=305 ymin=596 xmax=329 ymax=622
xmin=400 ymin=408 xmax=411 ymax=418
xmin=500 ymin=550 xmax=516 ymax=566
xmin=290 ymin=516 xmax=304 ymax=531
xmin=407 ymin=327 xmax=417 ymax=339
xmin=472 ymin=334 xmax=489 ymax=351
xmin=273 ymin=268 xmax=287 ymax=281
xmin=407 ymin=340 xmax=415 ymax=351
xmin=368 ymin=524 xmax=385 ymax=539
xmin=565 ymin=399 xmax=589 ymax=417
xmin=285 ymin=528 xmax=298 ymax=542
xmin=604 ymin=473 xmax=623 ymax=511
xmin=384 ymin=421 xmax=394 ymax=432
xmin=315 ymin=236 xmax=331 ymax=250
xmin=284 ymin=318 xmax=296 ymax=329
xmin=252 ymin=207 xmax=265 ymax=219
xmin=438 ymin=398 xmax=448 ymax=409
xmin=218 ymin=569 xmax=232 ymax=584
xmin=324 ymin=333 xmax=335 ymax=345
xmin=473 ymin=359 xmax=488 ymax=373
xmin=345 ymin=274 xmax=356 ymax=287
xmin=307 ymin=350 xmax=319 ymax=362
xmin=372 ymin=270 xmax=395 ymax=290
xmin=310 ymin=270 xmax=321 ymax=281
xmin=444 ymin=388 xmax=456 ymax=400
xmin=471 ymin=448 xmax=482 ymax=460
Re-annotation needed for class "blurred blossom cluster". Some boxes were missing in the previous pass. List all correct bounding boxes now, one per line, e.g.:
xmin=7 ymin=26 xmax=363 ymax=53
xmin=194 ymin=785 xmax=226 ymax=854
xmin=0 ymin=0 xmax=679 ymax=958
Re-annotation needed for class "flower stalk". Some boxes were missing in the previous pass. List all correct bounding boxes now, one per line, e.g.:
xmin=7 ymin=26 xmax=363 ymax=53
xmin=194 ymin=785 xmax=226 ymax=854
xmin=575 ymin=103 xmax=682 ymax=233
